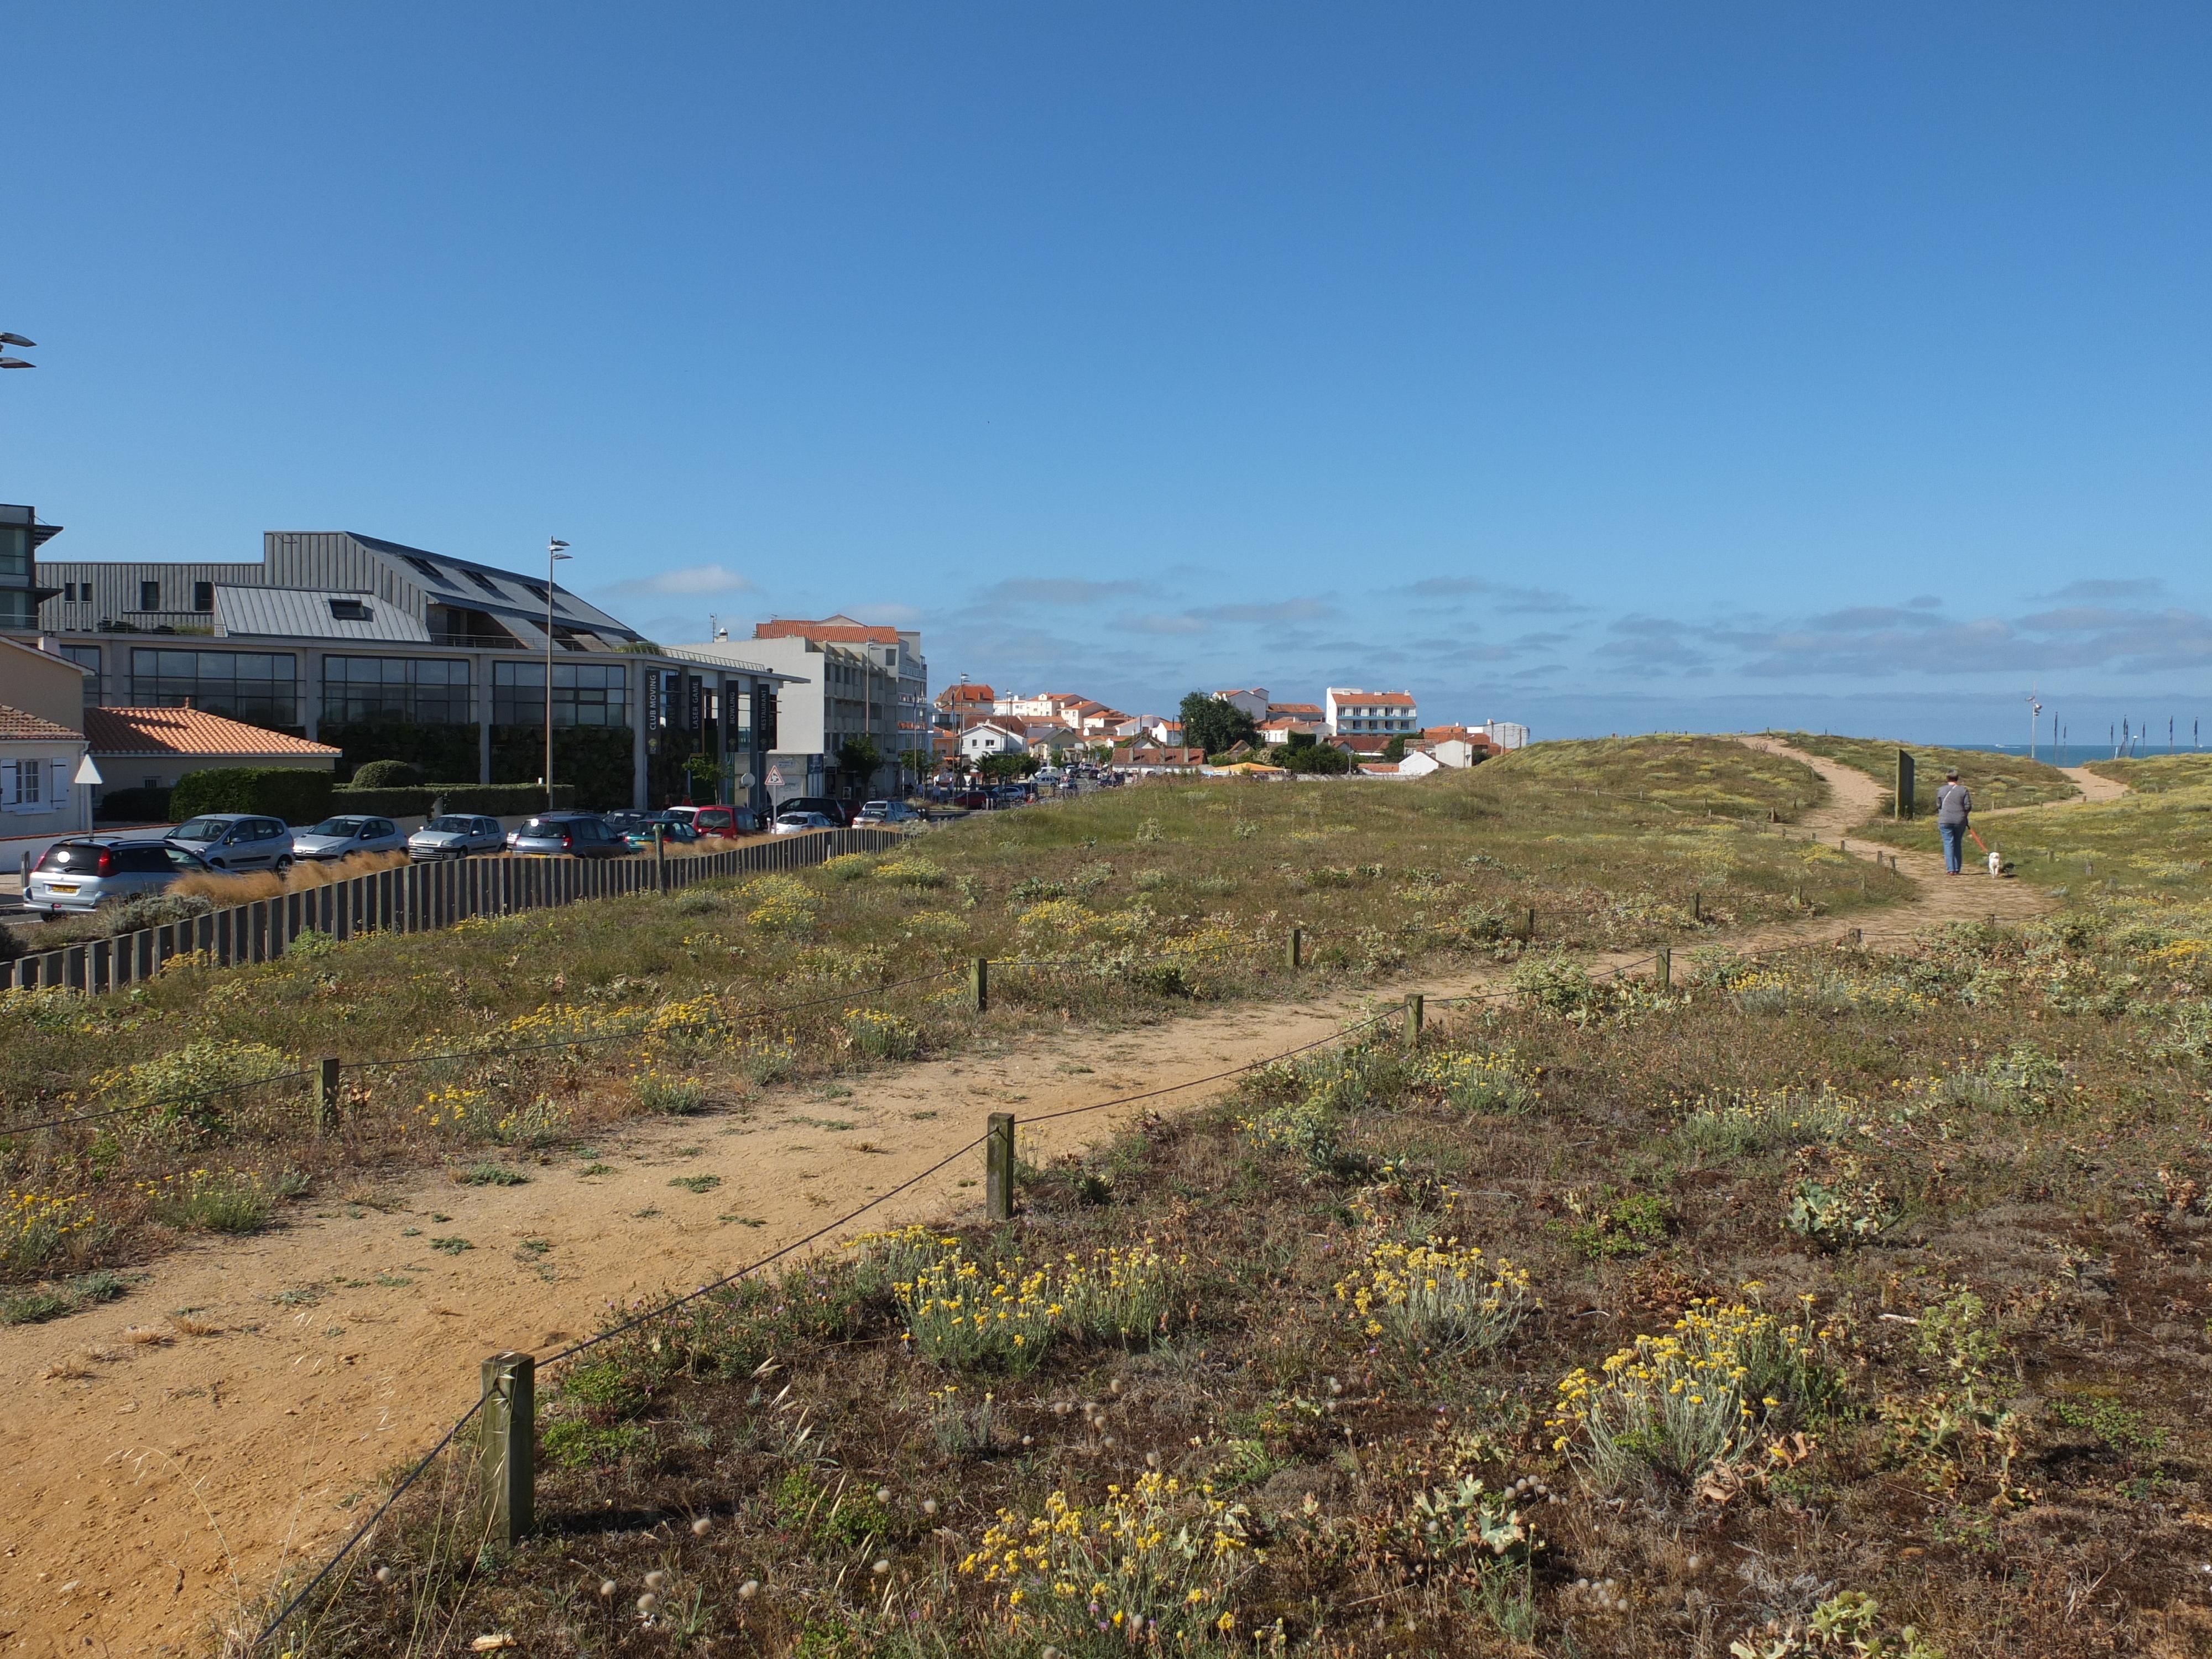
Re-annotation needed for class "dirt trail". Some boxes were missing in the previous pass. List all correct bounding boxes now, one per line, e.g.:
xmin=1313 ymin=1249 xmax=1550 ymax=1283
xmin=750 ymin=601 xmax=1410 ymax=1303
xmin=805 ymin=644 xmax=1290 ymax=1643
xmin=1734 ymin=734 xmax=2054 ymax=940
xmin=2057 ymin=765 xmax=2130 ymax=804
xmin=0 ymin=747 xmax=2090 ymax=1655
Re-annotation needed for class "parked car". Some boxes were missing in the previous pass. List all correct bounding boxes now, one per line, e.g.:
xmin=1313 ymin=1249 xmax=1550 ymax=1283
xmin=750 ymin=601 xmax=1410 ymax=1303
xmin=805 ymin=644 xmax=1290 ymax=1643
xmin=614 ymin=813 xmax=700 ymax=851
xmin=775 ymin=796 xmax=851 ymax=827
xmin=408 ymin=814 xmax=509 ymax=861
xmin=770 ymin=810 xmax=835 ymax=836
xmin=166 ymin=813 xmax=296 ymax=873
xmin=506 ymin=812 xmax=633 ymax=858
xmin=951 ymin=790 xmax=988 ymax=810
xmin=697 ymin=804 xmax=760 ymax=836
xmin=291 ymin=815 xmax=406 ymax=862
xmin=26 ymin=838 xmax=213 ymax=916
xmin=855 ymin=800 xmax=920 ymax=823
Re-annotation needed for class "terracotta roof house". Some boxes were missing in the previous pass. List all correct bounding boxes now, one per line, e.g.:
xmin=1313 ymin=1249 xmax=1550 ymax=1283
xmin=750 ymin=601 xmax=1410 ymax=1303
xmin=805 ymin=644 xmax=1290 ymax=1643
xmin=753 ymin=614 xmax=902 ymax=646
xmin=85 ymin=706 xmax=340 ymax=795
xmin=0 ymin=700 xmax=92 ymax=838
xmin=1266 ymin=701 xmax=1323 ymax=719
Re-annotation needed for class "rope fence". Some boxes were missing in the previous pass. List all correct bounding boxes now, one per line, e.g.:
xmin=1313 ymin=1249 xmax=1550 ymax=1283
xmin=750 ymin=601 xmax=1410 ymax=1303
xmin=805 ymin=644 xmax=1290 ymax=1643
xmin=234 ymin=910 xmax=1875 ymax=1648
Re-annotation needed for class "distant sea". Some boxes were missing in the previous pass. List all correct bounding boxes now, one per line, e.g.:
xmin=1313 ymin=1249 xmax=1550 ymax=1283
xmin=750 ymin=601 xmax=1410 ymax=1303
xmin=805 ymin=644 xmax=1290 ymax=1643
xmin=1948 ymin=743 xmax=2203 ymax=764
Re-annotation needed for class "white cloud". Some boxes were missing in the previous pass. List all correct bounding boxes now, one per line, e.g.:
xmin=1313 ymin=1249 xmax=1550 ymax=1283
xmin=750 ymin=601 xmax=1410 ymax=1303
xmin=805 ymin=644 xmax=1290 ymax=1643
xmin=598 ymin=563 xmax=758 ymax=599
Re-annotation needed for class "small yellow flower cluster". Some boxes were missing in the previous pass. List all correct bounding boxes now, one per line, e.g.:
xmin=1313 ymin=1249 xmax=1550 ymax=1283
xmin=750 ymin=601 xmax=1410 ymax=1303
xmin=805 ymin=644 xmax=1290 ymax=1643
xmin=959 ymin=1470 xmax=1256 ymax=1647
xmin=842 ymin=1006 xmax=919 ymax=1060
xmin=1550 ymin=1297 xmax=1817 ymax=1487
xmin=1 ymin=1188 xmax=95 ymax=1273
xmin=643 ymin=993 xmax=727 ymax=1042
xmin=1334 ymin=1234 xmax=1536 ymax=1355
xmin=1410 ymin=1045 xmax=1538 ymax=1114
xmin=414 ymin=1084 xmax=492 ymax=1132
xmin=742 ymin=874 xmax=821 ymax=935
xmin=876 ymin=1233 xmax=1178 ymax=1371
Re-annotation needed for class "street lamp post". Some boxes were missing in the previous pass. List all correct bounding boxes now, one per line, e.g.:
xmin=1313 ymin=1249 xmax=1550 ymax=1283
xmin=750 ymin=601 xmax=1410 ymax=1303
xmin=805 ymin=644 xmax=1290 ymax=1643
xmin=0 ymin=332 xmax=35 ymax=370
xmin=545 ymin=539 xmax=571 ymax=810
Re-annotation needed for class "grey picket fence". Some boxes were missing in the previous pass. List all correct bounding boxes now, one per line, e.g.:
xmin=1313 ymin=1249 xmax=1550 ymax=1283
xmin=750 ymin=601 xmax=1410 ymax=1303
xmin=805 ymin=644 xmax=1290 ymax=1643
xmin=3 ymin=829 xmax=906 ymax=997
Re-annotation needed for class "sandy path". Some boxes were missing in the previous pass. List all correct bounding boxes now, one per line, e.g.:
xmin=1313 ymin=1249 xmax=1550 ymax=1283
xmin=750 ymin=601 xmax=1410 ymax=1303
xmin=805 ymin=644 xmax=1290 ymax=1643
xmin=0 ymin=753 xmax=2083 ymax=1656
xmin=1733 ymin=734 xmax=2055 ymax=940
xmin=2057 ymin=765 xmax=2130 ymax=804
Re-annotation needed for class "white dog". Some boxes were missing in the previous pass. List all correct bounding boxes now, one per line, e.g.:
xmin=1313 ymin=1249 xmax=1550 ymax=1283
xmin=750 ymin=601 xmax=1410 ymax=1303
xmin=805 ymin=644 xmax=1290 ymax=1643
xmin=1987 ymin=848 xmax=2004 ymax=878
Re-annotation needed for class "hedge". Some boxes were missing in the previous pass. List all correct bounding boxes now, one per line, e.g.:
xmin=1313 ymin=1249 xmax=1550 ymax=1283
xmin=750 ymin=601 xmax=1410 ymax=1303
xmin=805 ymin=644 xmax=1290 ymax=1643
xmin=331 ymin=783 xmax=576 ymax=818
xmin=169 ymin=768 xmax=336 ymax=825
xmin=94 ymin=785 xmax=175 ymax=823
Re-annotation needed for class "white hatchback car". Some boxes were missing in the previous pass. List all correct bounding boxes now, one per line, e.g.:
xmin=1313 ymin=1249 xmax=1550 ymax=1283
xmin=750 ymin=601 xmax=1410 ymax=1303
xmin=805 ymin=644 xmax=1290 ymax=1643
xmin=407 ymin=814 xmax=508 ymax=861
xmin=770 ymin=810 xmax=834 ymax=836
xmin=291 ymin=815 xmax=407 ymax=862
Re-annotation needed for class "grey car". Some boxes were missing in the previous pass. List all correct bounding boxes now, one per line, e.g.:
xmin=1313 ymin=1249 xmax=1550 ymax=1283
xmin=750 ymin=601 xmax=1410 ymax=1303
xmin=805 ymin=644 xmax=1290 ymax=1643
xmin=507 ymin=812 xmax=632 ymax=859
xmin=166 ymin=813 xmax=296 ymax=873
xmin=408 ymin=814 xmax=508 ymax=861
xmin=292 ymin=815 xmax=406 ymax=862
xmin=27 ymin=838 xmax=214 ymax=915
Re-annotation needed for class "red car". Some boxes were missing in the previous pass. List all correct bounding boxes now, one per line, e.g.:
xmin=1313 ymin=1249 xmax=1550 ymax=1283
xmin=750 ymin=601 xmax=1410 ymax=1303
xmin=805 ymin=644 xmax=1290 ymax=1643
xmin=690 ymin=805 xmax=744 ymax=838
xmin=952 ymin=790 xmax=988 ymax=810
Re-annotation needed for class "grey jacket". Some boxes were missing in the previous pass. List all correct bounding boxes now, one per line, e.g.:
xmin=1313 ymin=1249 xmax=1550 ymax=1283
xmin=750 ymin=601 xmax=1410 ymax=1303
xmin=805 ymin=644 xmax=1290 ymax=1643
xmin=1936 ymin=782 xmax=1972 ymax=825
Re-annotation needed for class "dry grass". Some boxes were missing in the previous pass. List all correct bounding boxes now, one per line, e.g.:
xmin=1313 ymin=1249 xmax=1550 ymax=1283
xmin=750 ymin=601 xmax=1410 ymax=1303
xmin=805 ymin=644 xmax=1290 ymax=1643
xmin=1776 ymin=731 xmax=2080 ymax=813
xmin=1 ymin=737 xmax=1913 ymax=1293
xmin=261 ymin=913 xmax=2212 ymax=1657
xmin=171 ymin=847 xmax=411 ymax=903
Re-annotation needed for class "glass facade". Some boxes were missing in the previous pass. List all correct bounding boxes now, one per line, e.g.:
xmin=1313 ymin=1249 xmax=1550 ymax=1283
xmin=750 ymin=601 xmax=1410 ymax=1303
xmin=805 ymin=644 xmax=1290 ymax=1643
xmin=492 ymin=660 xmax=629 ymax=728
xmin=322 ymin=655 xmax=472 ymax=724
xmin=131 ymin=649 xmax=298 ymax=727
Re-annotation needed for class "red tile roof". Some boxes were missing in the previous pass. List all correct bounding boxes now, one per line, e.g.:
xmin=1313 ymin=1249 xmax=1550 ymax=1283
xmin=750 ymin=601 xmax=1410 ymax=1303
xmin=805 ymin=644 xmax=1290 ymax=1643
xmin=0 ymin=703 xmax=83 ymax=742
xmin=753 ymin=617 xmax=901 ymax=645
xmin=86 ymin=706 xmax=341 ymax=759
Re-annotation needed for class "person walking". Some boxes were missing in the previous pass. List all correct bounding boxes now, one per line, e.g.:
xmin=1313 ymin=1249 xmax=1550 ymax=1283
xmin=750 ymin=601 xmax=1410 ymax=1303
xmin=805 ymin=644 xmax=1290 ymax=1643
xmin=1936 ymin=768 xmax=1972 ymax=874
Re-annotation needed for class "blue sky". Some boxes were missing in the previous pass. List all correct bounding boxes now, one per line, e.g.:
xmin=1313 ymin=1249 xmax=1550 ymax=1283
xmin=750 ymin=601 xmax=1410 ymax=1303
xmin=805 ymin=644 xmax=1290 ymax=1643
xmin=7 ymin=4 xmax=2208 ymax=745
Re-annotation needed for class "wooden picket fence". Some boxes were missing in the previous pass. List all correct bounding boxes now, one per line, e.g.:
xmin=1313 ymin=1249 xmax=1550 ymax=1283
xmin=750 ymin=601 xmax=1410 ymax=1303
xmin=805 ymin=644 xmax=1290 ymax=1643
xmin=3 ymin=828 xmax=906 ymax=996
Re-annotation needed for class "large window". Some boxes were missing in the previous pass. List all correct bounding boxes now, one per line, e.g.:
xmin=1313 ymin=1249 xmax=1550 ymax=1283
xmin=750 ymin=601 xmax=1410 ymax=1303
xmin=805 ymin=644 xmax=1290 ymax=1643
xmin=131 ymin=649 xmax=298 ymax=728
xmin=322 ymin=656 xmax=472 ymax=725
xmin=492 ymin=660 xmax=629 ymax=728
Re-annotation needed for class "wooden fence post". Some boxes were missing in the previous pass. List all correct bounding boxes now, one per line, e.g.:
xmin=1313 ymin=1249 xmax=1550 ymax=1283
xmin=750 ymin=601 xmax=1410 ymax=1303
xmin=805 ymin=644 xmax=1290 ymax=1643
xmin=971 ymin=956 xmax=989 ymax=1015
xmin=1689 ymin=891 xmax=1701 ymax=922
xmin=1286 ymin=926 xmax=1302 ymax=969
xmin=1403 ymin=993 xmax=1423 ymax=1048
xmin=1523 ymin=906 xmax=1536 ymax=941
xmin=316 ymin=1057 xmax=341 ymax=1138
xmin=1655 ymin=945 xmax=1671 ymax=989
xmin=985 ymin=1113 xmax=1015 ymax=1223
xmin=478 ymin=1352 xmax=535 ymax=1547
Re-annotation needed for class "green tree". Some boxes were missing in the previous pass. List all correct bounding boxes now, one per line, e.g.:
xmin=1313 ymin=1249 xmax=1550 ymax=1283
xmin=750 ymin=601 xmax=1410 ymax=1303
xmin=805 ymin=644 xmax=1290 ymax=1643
xmin=1280 ymin=740 xmax=1353 ymax=775
xmin=978 ymin=752 xmax=1038 ymax=782
xmin=1178 ymin=692 xmax=1258 ymax=758
xmin=1381 ymin=734 xmax=1408 ymax=763
xmin=837 ymin=734 xmax=886 ymax=791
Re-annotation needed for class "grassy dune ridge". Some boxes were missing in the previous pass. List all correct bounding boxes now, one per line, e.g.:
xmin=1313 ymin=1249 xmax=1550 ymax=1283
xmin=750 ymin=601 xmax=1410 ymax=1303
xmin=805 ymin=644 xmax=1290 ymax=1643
xmin=0 ymin=737 xmax=1920 ymax=1297
xmin=1773 ymin=731 xmax=2079 ymax=815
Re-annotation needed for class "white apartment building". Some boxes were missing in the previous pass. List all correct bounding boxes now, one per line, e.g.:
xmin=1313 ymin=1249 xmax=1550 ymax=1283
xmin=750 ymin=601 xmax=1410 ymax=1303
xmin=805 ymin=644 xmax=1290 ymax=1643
xmin=1472 ymin=720 xmax=1530 ymax=751
xmin=1324 ymin=687 xmax=1419 ymax=736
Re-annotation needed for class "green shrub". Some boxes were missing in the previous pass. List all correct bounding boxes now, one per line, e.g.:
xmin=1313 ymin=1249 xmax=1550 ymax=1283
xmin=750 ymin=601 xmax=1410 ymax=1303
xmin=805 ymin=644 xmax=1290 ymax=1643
xmin=1563 ymin=1187 xmax=1670 ymax=1259
xmin=348 ymin=759 xmax=422 ymax=789
xmin=151 ymin=1169 xmax=276 ymax=1234
xmin=93 ymin=785 xmax=173 ymax=823
xmin=872 ymin=855 xmax=945 ymax=888
xmin=330 ymin=782 xmax=574 ymax=817
xmin=170 ymin=766 xmax=335 ymax=826
xmin=634 ymin=1070 xmax=706 ymax=1114
xmin=98 ymin=1040 xmax=296 ymax=1146
xmin=542 ymin=1418 xmax=648 ymax=1468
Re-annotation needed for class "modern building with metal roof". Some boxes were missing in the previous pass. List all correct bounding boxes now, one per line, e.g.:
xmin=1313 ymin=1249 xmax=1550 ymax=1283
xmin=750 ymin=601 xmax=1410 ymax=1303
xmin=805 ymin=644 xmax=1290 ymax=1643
xmin=11 ymin=513 xmax=819 ymax=815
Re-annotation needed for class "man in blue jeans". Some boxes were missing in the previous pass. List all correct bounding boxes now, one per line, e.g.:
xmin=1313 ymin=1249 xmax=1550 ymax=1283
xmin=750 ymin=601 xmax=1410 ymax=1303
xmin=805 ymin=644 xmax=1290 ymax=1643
xmin=1936 ymin=768 xmax=1972 ymax=874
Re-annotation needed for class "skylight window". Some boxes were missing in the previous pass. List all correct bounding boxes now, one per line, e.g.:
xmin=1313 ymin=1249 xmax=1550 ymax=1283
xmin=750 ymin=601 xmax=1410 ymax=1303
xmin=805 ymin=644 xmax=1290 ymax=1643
xmin=329 ymin=598 xmax=372 ymax=622
xmin=403 ymin=555 xmax=456 ymax=588
xmin=465 ymin=570 xmax=506 ymax=598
